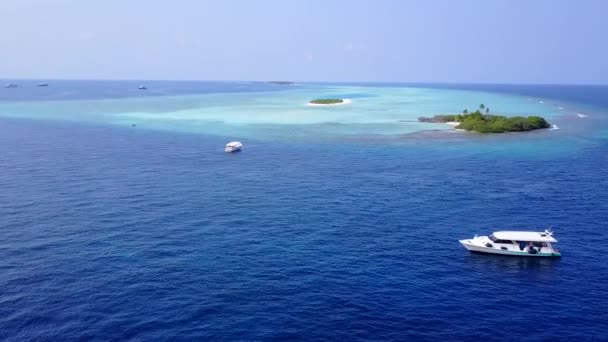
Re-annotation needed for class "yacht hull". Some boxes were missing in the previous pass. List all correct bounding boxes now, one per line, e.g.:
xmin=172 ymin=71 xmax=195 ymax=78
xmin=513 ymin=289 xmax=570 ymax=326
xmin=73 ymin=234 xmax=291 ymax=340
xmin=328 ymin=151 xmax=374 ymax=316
xmin=459 ymin=239 xmax=561 ymax=257
xmin=225 ymin=142 xmax=243 ymax=153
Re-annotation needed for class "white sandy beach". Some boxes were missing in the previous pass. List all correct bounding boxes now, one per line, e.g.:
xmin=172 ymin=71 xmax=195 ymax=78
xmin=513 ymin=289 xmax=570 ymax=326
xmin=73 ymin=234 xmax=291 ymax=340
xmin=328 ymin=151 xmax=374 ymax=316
xmin=445 ymin=121 xmax=466 ymax=132
xmin=307 ymin=99 xmax=352 ymax=107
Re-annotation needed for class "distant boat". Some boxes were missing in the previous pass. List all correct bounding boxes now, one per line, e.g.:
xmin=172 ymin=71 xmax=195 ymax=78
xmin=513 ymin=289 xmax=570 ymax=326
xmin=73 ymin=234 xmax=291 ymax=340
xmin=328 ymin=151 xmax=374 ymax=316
xmin=225 ymin=141 xmax=243 ymax=153
xmin=460 ymin=229 xmax=561 ymax=257
xmin=138 ymin=85 xmax=147 ymax=90
xmin=4 ymin=83 xmax=17 ymax=88
xmin=37 ymin=83 xmax=49 ymax=87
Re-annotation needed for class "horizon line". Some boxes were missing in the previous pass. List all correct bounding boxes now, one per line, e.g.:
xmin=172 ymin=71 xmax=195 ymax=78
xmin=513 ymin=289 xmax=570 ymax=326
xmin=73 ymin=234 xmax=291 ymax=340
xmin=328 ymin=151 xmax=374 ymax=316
xmin=1 ymin=77 xmax=606 ymax=87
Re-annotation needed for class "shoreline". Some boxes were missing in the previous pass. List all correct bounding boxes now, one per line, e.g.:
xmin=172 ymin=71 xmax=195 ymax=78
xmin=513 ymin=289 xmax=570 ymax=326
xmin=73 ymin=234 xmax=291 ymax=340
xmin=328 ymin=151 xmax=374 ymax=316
xmin=418 ymin=111 xmax=552 ymax=134
xmin=441 ymin=120 xmax=555 ymax=132
xmin=307 ymin=99 xmax=352 ymax=107
xmin=444 ymin=121 xmax=466 ymax=132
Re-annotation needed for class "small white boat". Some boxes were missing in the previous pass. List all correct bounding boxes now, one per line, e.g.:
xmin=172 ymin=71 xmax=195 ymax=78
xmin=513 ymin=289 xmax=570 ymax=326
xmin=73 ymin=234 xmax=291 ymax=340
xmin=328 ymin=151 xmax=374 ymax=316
xmin=460 ymin=229 xmax=561 ymax=257
xmin=138 ymin=85 xmax=147 ymax=90
xmin=37 ymin=83 xmax=49 ymax=87
xmin=225 ymin=141 xmax=243 ymax=153
xmin=4 ymin=83 xmax=17 ymax=88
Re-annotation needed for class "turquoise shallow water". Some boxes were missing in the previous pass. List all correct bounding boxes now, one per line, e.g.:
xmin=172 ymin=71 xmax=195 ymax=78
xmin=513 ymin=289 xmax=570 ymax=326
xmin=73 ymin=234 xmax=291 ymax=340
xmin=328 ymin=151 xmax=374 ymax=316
xmin=0 ymin=83 xmax=571 ymax=140
xmin=0 ymin=81 xmax=607 ymax=340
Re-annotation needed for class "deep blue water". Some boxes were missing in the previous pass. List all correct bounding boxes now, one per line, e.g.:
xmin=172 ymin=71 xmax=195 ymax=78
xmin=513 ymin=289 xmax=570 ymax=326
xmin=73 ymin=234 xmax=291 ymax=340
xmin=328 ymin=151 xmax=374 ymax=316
xmin=1 ymin=82 xmax=608 ymax=341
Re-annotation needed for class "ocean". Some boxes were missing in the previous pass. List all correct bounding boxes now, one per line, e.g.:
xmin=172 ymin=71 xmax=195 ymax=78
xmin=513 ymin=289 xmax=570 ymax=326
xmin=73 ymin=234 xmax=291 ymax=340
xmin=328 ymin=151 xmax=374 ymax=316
xmin=1 ymin=81 xmax=607 ymax=341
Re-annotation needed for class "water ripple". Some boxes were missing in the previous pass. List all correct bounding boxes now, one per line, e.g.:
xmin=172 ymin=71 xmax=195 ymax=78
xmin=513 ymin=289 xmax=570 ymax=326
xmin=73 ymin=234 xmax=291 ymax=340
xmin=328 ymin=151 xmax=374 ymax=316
xmin=0 ymin=118 xmax=607 ymax=340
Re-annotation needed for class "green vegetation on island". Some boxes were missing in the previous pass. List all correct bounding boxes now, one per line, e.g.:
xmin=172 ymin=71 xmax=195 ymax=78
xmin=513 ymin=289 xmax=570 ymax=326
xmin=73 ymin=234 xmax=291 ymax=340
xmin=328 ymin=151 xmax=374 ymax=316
xmin=309 ymin=99 xmax=344 ymax=105
xmin=418 ymin=104 xmax=551 ymax=133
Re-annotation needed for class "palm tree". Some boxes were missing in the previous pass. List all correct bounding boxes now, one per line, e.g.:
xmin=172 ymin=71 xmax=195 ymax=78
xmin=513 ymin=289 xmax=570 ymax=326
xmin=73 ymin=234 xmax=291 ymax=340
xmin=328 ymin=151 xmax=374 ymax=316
xmin=463 ymin=109 xmax=468 ymax=115
xmin=485 ymin=108 xmax=490 ymax=114
xmin=479 ymin=104 xmax=485 ymax=111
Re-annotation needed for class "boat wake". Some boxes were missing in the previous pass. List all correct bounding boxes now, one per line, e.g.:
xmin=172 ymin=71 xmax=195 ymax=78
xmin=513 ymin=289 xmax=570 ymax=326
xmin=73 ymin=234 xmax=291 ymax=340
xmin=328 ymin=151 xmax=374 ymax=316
xmin=550 ymin=124 xmax=560 ymax=130
xmin=576 ymin=113 xmax=588 ymax=118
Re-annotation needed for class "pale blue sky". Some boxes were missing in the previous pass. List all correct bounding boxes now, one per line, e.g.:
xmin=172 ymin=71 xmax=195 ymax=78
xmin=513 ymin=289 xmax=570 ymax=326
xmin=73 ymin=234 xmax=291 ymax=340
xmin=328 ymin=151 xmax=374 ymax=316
xmin=1 ymin=0 xmax=606 ymax=84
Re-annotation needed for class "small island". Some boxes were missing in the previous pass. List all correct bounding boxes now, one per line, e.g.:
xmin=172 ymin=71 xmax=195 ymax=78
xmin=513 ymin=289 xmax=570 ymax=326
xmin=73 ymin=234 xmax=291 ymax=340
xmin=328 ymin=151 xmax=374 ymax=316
xmin=307 ymin=98 xmax=352 ymax=106
xmin=419 ymin=104 xmax=551 ymax=133
xmin=307 ymin=98 xmax=353 ymax=107
xmin=309 ymin=99 xmax=344 ymax=105
xmin=267 ymin=81 xmax=295 ymax=85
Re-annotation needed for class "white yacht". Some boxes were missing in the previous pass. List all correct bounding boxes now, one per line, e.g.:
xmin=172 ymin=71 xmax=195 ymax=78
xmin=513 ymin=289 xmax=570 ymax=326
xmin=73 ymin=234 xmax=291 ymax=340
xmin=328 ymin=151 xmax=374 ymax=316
xmin=138 ymin=85 xmax=147 ymax=90
xmin=460 ymin=230 xmax=561 ymax=257
xmin=4 ymin=83 xmax=18 ymax=88
xmin=225 ymin=141 xmax=243 ymax=153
